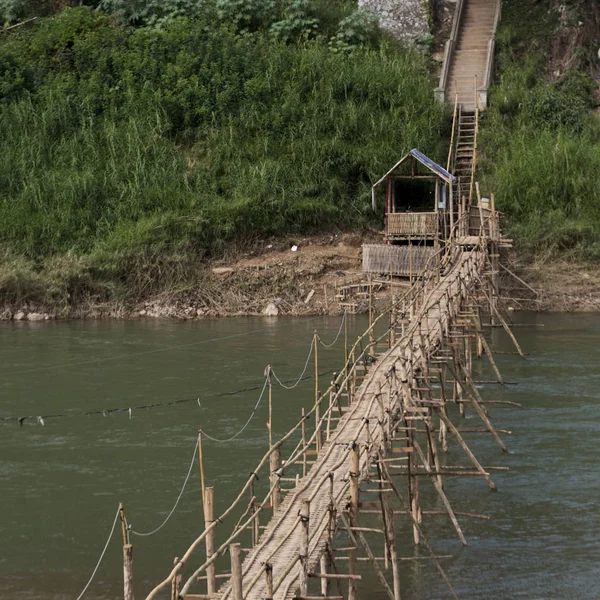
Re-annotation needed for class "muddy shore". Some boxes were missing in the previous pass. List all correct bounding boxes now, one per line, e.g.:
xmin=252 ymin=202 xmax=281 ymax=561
xmin=2 ymin=235 xmax=599 ymax=321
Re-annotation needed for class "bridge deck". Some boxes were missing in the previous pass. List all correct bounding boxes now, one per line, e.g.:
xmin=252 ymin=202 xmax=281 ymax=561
xmin=217 ymin=250 xmax=483 ymax=600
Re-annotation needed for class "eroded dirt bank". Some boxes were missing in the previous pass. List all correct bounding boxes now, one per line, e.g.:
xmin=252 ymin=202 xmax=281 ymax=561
xmin=2 ymin=236 xmax=600 ymax=321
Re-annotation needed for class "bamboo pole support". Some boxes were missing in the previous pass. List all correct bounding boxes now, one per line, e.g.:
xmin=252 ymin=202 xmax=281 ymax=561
xmin=230 ymin=543 xmax=243 ymax=600
xmin=314 ymin=332 xmax=322 ymax=453
xmin=436 ymin=409 xmax=497 ymax=490
xmin=479 ymin=285 xmax=526 ymax=359
xmin=301 ymin=408 xmax=307 ymax=477
xmin=348 ymin=444 xmax=360 ymax=600
xmin=438 ymin=368 xmax=448 ymax=453
xmin=124 ymin=544 xmax=135 ymax=600
xmin=270 ymin=446 xmax=281 ymax=512
xmin=120 ymin=504 xmax=134 ymax=600
xmin=204 ymin=487 xmax=216 ymax=595
xmin=265 ymin=563 xmax=273 ymax=600
xmin=171 ymin=557 xmax=181 ymax=600
xmin=413 ymin=442 xmax=466 ymax=546
xmin=316 ymin=391 xmax=323 ymax=454
xmin=378 ymin=458 xmax=401 ymax=600
xmin=299 ymin=499 xmax=310 ymax=597
xmin=267 ymin=365 xmax=273 ymax=450
xmin=198 ymin=432 xmax=206 ymax=506
xmin=320 ymin=552 xmax=331 ymax=597
xmin=250 ymin=478 xmax=259 ymax=546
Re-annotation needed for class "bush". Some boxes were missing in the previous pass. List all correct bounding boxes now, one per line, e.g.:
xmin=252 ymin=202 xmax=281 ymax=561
xmin=270 ymin=0 xmax=319 ymax=43
xmin=480 ymin=1 xmax=600 ymax=257
xmin=0 ymin=7 xmax=445 ymax=272
xmin=0 ymin=0 xmax=31 ymax=23
xmin=216 ymin=0 xmax=277 ymax=32
xmin=329 ymin=8 xmax=378 ymax=54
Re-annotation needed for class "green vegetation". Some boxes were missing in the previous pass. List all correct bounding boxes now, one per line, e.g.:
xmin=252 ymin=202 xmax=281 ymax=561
xmin=0 ymin=1 xmax=447 ymax=309
xmin=479 ymin=0 xmax=600 ymax=257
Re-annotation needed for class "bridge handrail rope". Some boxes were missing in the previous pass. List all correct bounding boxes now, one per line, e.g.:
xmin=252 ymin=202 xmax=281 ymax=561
xmin=75 ymin=504 xmax=121 ymax=600
xmin=131 ymin=438 xmax=200 ymax=537
xmin=317 ymin=310 xmax=347 ymax=348
xmin=145 ymin=222 xmax=484 ymax=600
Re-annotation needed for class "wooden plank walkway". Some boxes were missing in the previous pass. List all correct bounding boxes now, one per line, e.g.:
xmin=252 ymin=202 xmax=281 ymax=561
xmin=215 ymin=250 xmax=484 ymax=600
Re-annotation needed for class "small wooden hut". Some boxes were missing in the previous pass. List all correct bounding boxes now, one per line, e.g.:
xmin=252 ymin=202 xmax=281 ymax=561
xmin=363 ymin=149 xmax=457 ymax=277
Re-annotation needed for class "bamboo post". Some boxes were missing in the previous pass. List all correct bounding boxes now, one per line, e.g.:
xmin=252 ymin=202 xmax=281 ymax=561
xmin=316 ymin=391 xmax=323 ymax=454
xmin=409 ymin=239 xmax=413 ymax=284
xmin=265 ymin=563 xmax=274 ymax=600
xmin=170 ymin=557 xmax=181 ymax=600
xmin=198 ymin=431 xmax=206 ymax=505
xmin=369 ymin=274 xmax=375 ymax=355
xmin=204 ymin=487 xmax=216 ymax=595
xmin=314 ymin=331 xmax=322 ymax=454
xmin=250 ymin=477 xmax=259 ymax=546
xmin=301 ymin=408 xmax=307 ymax=477
xmin=267 ymin=365 xmax=273 ymax=450
xmin=299 ymin=499 xmax=310 ymax=597
xmin=349 ymin=444 xmax=360 ymax=600
xmin=377 ymin=451 xmax=401 ymax=599
xmin=230 ymin=543 xmax=243 ymax=600
xmin=119 ymin=504 xmax=134 ymax=600
xmin=406 ymin=414 xmax=420 ymax=544
xmin=121 ymin=506 xmax=133 ymax=600
xmin=439 ymin=366 xmax=449 ymax=453
xmin=124 ymin=544 xmax=134 ymax=600
xmin=320 ymin=553 xmax=331 ymax=597
xmin=270 ymin=446 xmax=281 ymax=512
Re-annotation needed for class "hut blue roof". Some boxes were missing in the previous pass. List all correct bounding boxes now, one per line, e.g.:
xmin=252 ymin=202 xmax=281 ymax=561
xmin=408 ymin=149 xmax=456 ymax=184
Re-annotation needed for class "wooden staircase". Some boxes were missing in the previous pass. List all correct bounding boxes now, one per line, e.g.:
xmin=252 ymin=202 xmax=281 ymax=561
xmin=452 ymin=109 xmax=477 ymax=205
xmin=446 ymin=0 xmax=497 ymax=110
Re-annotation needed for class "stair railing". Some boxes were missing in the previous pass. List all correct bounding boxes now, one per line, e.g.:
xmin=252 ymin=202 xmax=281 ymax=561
xmin=446 ymin=93 xmax=459 ymax=173
xmin=468 ymin=75 xmax=479 ymax=206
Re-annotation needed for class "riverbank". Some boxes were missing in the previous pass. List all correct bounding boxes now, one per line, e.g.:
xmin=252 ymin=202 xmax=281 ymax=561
xmin=2 ymin=234 xmax=600 ymax=321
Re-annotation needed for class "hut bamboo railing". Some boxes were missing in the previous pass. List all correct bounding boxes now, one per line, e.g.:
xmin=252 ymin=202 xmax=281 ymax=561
xmin=385 ymin=212 xmax=438 ymax=237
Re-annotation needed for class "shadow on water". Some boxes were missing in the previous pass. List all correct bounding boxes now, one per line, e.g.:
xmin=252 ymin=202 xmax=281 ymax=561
xmin=1 ymin=313 xmax=599 ymax=599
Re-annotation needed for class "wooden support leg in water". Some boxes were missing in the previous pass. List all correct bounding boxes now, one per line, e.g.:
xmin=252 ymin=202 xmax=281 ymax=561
xmin=204 ymin=487 xmax=216 ymax=595
xmin=479 ymin=284 xmax=527 ymax=359
xmin=339 ymin=511 xmax=395 ymax=600
xmin=378 ymin=459 xmax=401 ymax=599
xmin=413 ymin=441 xmax=467 ymax=546
xmin=452 ymin=361 xmax=509 ymax=453
xmin=435 ymin=409 xmax=497 ymax=491
xmin=438 ymin=367 xmax=449 ymax=453
xmin=471 ymin=317 xmax=504 ymax=385
xmin=348 ymin=444 xmax=360 ymax=600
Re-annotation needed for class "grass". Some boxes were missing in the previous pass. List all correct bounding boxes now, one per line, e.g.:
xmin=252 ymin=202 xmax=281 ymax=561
xmin=478 ymin=0 xmax=600 ymax=258
xmin=0 ymin=4 xmax=448 ymax=309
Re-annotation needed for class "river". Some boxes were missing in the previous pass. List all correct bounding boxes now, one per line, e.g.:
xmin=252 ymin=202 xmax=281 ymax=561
xmin=0 ymin=313 xmax=599 ymax=599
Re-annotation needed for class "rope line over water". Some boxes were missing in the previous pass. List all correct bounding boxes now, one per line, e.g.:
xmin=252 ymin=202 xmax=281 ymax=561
xmin=131 ymin=439 xmax=199 ymax=537
xmin=75 ymin=504 xmax=120 ymax=600
xmin=2 ymin=312 xmax=348 ymax=426
xmin=0 ymin=371 xmax=334 ymax=426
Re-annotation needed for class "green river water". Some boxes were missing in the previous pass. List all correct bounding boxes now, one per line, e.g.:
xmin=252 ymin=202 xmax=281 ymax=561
xmin=1 ymin=313 xmax=599 ymax=599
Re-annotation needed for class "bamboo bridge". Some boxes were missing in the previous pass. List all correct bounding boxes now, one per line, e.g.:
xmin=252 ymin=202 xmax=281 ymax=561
xmin=140 ymin=206 xmax=524 ymax=600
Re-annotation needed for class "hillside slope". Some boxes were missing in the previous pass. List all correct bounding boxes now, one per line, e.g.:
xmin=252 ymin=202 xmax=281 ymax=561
xmin=0 ymin=2 xmax=447 ymax=317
